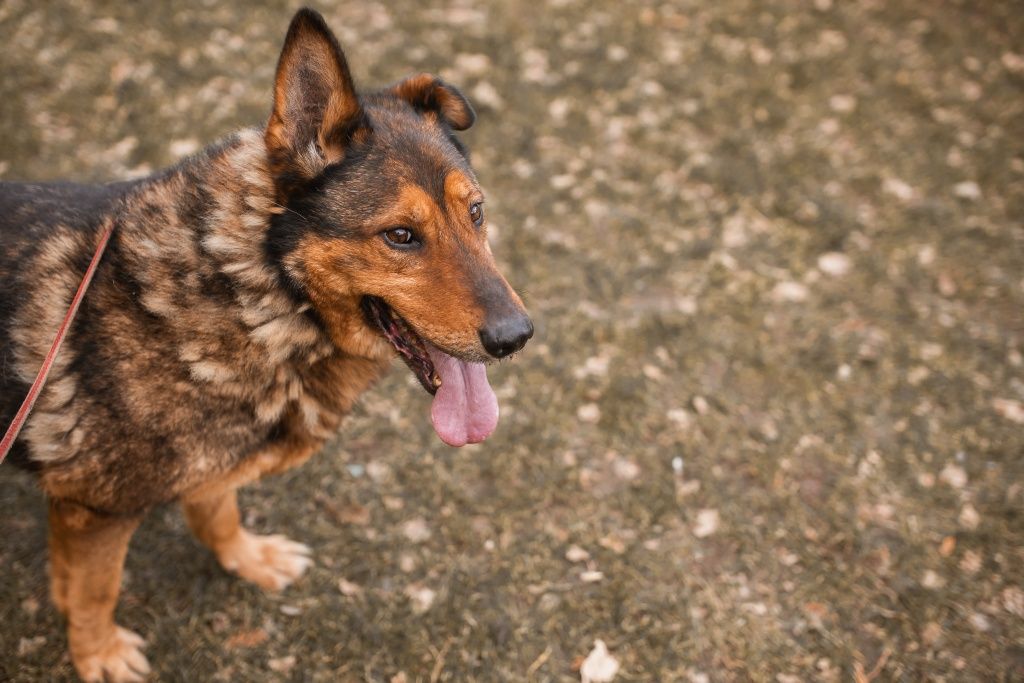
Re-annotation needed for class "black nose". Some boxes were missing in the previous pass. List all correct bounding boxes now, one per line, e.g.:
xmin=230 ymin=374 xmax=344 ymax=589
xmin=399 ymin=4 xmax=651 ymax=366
xmin=479 ymin=313 xmax=534 ymax=359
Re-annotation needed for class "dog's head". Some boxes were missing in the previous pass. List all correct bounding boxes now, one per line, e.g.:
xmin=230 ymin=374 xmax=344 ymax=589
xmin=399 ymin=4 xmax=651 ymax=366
xmin=265 ymin=9 xmax=532 ymax=446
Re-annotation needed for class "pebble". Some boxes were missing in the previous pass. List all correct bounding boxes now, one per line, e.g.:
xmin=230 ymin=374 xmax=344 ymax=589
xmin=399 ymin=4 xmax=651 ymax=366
xmin=939 ymin=464 xmax=968 ymax=489
xmin=817 ymin=252 xmax=851 ymax=276
xmin=404 ymin=584 xmax=436 ymax=614
xmin=402 ymin=517 xmax=431 ymax=543
xmin=953 ymin=181 xmax=981 ymax=200
xmin=566 ymin=545 xmax=591 ymax=563
xmin=577 ymin=403 xmax=601 ymax=423
xmin=693 ymin=509 xmax=720 ymax=538
xmin=771 ymin=281 xmax=809 ymax=303
xmin=580 ymin=640 xmax=620 ymax=683
xmin=958 ymin=504 xmax=980 ymax=530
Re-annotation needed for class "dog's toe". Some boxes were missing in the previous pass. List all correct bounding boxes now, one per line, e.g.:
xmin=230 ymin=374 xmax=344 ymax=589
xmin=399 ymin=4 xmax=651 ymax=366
xmin=217 ymin=529 xmax=313 ymax=591
xmin=74 ymin=626 xmax=150 ymax=683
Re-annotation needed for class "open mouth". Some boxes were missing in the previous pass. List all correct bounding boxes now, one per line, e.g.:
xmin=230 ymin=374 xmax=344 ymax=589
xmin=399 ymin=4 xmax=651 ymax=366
xmin=361 ymin=296 xmax=440 ymax=395
xmin=361 ymin=296 xmax=499 ymax=447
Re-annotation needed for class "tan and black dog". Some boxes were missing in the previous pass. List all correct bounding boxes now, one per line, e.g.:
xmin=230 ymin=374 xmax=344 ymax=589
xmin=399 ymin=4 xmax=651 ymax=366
xmin=0 ymin=8 xmax=531 ymax=681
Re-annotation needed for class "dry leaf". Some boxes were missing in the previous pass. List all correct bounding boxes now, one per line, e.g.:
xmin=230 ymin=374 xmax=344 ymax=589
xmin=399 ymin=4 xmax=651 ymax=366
xmin=226 ymin=628 xmax=269 ymax=649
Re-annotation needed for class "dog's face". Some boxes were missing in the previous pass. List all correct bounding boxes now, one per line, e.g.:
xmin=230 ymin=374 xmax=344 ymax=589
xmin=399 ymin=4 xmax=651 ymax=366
xmin=265 ymin=10 xmax=530 ymax=443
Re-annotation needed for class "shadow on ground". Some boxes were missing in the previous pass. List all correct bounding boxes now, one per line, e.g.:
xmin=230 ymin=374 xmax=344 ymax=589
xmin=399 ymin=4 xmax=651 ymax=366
xmin=1 ymin=0 xmax=1023 ymax=680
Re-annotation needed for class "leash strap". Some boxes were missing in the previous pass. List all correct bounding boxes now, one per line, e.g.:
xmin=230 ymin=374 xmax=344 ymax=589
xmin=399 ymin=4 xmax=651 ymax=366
xmin=0 ymin=221 xmax=115 ymax=464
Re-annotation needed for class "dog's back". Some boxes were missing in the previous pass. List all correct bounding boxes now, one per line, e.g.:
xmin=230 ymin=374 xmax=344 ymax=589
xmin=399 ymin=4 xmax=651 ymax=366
xmin=0 ymin=181 xmax=133 ymax=468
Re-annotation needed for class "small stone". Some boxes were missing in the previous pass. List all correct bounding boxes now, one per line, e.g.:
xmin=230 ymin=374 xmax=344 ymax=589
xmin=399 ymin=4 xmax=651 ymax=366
xmin=402 ymin=517 xmax=431 ymax=543
xmin=772 ymin=281 xmax=809 ymax=303
xmin=613 ymin=457 xmax=640 ymax=481
xmin=566 ymin=545 xmax=591 ymax=563
xmin=968 ymin=612 xmax=990 ymax=632
xmin=922 ymin=621 xmax=942 ymax=646
xmin=338 ymin=578 xmax=363 ymax=597
xmin=279 ymin=604 xmax=301 ymax=616
xmin=576 ymin=355 xmax=610 ymax=378
xmin=580 ymin=640 xmax=620 ymax=683
xmin=366 ymin=461 xmax=392 ymax=482
xmin=817 ymin=252 xmax=851 ymax=276
xmin=1002 ymin=586 xmax=1024 ymax=617
xmin=921 ymin=569 xmax=945 ymax=589
xmin=939 ymin=464 xmax=967 ymax=489
xmin=606 ymin=45 xmax=628 ymax=62
xmin=168 ymin=138 xmax=200 ymax=157
xmin=580 ymin=570 xmax=605 ymax=583
xmin=599 ymin=534 xmax=627 ymax=554
xmin=960 ymin=550 xmax=982 ymax=574
xmin=692 ymin=396 xmax=710 ymax=415
xmin=453 ymin=53 xmax=491 ymax=76
xmin=992 ymin=398 xmax=1024 ymax=424
xmin=404 ymin=583 xmax=436 ymax=614
xmin=742 ymin=602 xmax=768 ymax=615
xmin=828 ymin=94 xmax=857 ymax=112
xmin=17 ymin=636 xmax=46 ymax=657
xmin=471 ymin=81 xmax=504 ymax=109
xmin=642 ymin=363 xmax=664 ymax=381
xmin=268 ymin=655 xmax=296 ymax=673
xmin=939 ymin=536 xmax=956 ymax=557
xmin=399 ymin=553 xmax=417 ymax=573
xmin=953 ymin=181 xmax=981 ymax=200
xmin=917 ymin=244 xmax=937 ymax=265
xmin=577 ymin=403 xmax=601 ymax=423
xmin=958 ymin=504 xmax=980 ymax=530
xmin=21 ymin=597 xmax=39 ymax=616
xmin=882 ymin=177 xmax=915 ymax=201
xmin=549 ymin=98 xmax=571 ymax=122
xmin=1002 ymin=52 xmax=1024 ymax=73
xmin=693 ymin=509 xmax=720 ymax=538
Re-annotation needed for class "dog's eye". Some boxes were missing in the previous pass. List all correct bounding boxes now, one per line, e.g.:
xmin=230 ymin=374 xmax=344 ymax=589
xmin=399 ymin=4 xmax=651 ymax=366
xmin=383 ymin=227 xmax=419 ymax=249
xmin=469 ymin=202 xmax=484 ymax=228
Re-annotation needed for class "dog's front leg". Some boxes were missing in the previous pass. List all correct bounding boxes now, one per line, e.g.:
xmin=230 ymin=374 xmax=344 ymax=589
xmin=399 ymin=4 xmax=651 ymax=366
xmin=48 ymin=499 xmax=149 ymax=683
xmin=182 ymin=487 xmax=312 ymax=591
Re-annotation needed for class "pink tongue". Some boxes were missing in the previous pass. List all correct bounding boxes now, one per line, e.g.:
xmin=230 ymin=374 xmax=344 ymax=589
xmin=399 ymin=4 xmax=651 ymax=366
xmin=426 ymin=344 xmax=499 ymax=447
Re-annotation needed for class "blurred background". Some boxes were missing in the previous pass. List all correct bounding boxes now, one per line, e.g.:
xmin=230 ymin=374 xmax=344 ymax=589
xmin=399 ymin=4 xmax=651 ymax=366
xmin=1 ymin=1 xmax=1022 ymax=680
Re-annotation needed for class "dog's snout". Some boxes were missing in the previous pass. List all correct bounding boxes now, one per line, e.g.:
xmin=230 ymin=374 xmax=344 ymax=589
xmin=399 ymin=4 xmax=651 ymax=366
xmin=479 ymin=312 xmax=533 ymax=359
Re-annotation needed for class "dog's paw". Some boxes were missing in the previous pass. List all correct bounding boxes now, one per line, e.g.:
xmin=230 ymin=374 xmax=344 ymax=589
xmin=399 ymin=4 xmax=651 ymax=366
xmin=73 ymin=626 xmax=149 ymax=683
xmin=217 ymin=529 xmax=313 ymax=591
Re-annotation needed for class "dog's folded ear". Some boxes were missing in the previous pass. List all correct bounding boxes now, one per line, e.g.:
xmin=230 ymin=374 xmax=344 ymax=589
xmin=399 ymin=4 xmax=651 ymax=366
xmin=265 ymin=8 xmax=366 ymax=188
xmin=388 ymin=73 xmax=476 ymax=131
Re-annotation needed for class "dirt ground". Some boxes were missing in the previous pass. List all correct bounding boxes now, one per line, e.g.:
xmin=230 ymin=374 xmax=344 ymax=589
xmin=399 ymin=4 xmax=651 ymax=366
xmin=1 ymin=1 xmax=1022 ymax=681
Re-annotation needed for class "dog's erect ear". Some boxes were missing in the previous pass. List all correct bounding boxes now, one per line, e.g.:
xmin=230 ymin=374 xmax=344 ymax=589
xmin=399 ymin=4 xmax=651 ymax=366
xmin=389 ymin=73 xmax=476 ymax=131
xmin=265 ymin=8 xmax=364 ymax=183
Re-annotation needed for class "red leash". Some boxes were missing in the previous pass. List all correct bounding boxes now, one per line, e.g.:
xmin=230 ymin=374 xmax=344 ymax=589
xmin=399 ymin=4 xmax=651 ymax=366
xmin=0 ymin=221 xmax=115 ymax=464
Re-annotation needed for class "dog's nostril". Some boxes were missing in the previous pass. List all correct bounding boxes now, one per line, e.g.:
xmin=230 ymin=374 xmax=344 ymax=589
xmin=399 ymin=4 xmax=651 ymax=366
xmin=479 ymin=314 xmax=533 ymax=359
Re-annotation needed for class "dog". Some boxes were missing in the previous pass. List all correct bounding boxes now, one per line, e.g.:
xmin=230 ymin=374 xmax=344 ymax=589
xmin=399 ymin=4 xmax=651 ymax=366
xmin=0 ymin=8 xmax=532 ymax=681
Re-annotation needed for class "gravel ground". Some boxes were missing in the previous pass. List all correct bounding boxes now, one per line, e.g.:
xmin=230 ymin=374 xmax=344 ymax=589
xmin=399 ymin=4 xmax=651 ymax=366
xmin=1 ymin=1 xmax=1023 ymax=681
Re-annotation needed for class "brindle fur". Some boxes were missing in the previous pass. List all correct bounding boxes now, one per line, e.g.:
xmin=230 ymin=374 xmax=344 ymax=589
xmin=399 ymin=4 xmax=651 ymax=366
xmin=0 ymin=9 xmax=528 ymax=682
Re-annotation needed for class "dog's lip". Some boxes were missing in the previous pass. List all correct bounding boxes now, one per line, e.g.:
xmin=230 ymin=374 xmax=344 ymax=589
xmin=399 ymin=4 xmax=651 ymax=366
xmin=361 ymin=296 xmax=442 ymax=394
